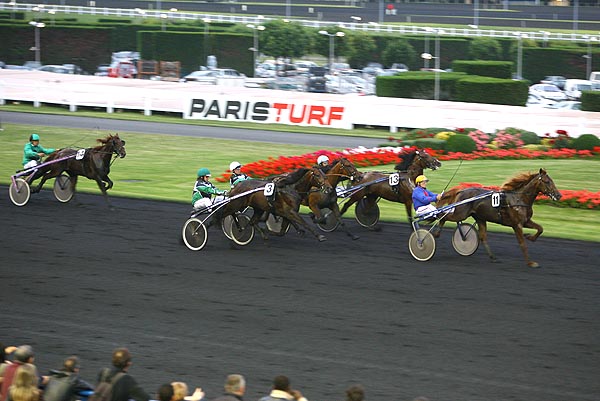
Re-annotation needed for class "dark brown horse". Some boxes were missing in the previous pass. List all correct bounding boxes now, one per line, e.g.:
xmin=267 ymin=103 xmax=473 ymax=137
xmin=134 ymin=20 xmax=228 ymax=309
xmin=223 ymin=167 xmax=331 ymax=242
xmin=338 ymin=149 xmax=440 ymax=221
xmin=32 ymin=134 xmax=126 ymax=205
xmin=306 ymin=157 xmax=360 ymax=239
xmin=437 ymin=168 xmax=562 ymax=268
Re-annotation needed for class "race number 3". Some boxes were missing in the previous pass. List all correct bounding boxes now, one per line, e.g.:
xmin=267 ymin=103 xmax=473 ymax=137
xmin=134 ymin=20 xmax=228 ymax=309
xmin=263 ymin=183 xmax=275 ymax=196
xmin=491 ymin=192 xmax=501 ymax=208
xmin=388 ymin=173 xmax=400 ymax=186
xmin=75 ymin=149 xmax=86 ymax=160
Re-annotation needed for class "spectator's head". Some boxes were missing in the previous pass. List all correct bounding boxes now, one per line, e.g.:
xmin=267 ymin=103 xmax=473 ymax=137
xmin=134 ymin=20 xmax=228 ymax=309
xmin=63 ymin=356 xmax=80 ymax=373
xmin=224 ymin=374 xmax=245 ymax=395
xmin=111 ymin=348 xmax=132 ymax=370
xmin=345 ymin=385 xmax=365 ymax=401
xmin=157 ymin=384 xmax=174 ymax=401
xmin=171 ymin=382 xmax=188 ymax=401
xmin=14 ymin=364 xmax=37 ymax=387
xmin=272 ymin=375 xmax=290 ymax=391
xmin=14 ymin=345 xmax=34 ymax=363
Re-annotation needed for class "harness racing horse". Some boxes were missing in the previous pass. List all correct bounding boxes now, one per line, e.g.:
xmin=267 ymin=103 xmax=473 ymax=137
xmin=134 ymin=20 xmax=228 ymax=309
xmin=307 ymin=158 xmax=360 ymax=239
xmin=32 ymin=134 xmax=127 ymax=206
xmin=437 ymin=169 xmax=562 ymax=268
xmin=338 ymin=149 xmax=440 ymax=223
xmin=223 ymin=167 xmax=331 ymax=242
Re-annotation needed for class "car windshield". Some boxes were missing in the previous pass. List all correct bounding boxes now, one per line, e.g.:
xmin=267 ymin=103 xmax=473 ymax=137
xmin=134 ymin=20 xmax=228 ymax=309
xmin=577 ymin=84 xmax=592 ymax=91
xmin=542 ymin=85 xmax=560 ymax=92
xmin=188 ymin=71 xmax=215 ymax=77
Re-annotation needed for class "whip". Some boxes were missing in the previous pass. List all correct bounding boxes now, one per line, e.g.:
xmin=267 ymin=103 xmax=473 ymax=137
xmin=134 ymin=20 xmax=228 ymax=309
xmin=442 ymin=159 xmax=463 ymax=194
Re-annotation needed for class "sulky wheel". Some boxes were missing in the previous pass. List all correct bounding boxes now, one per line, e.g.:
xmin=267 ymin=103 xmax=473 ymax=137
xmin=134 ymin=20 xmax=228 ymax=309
xmin=53 ymin=174 xmax=74 ymax=203
xmin=316 ymin=208 xmax=339 ymax=232
xmin=9 ymin=178 xmax=31 ymax=207
xmin=221 ymin=215 xmax=235 ymax=240
xmin=355 ymin=198 xmax=380 ymax=228
xmin=408 ymin=229 xmax=436 ymax=262
xmin=265 ymin=214 xmax=290 ymax=235
xmin=452 ymin=222 xmax=479 ymax=256
xmin=182 ymin=218 xmax=208 ymax=251
xmin=230 ymin=213 xmax=255 ymax=246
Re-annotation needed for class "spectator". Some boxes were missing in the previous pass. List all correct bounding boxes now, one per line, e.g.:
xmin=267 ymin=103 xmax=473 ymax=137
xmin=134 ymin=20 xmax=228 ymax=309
xmin=156 ymin=384 xmax=174 ymax=401
xmin=1 ymin=343 xmax=16 ymax=368
xmin=44 ymin=356 xmax=94 ymax=401
xmin=94 ymin=348 xmax=149 ymax=401
xmin=258 ymin=375 xmax=307 ymax=401
xmin=0 ymin=346 xmax=45 ymax=401
xmin=8 ymin=365 xmax=40 ymax=401
xmin=344 ymin=385 xmax=364 ymax=401
xmin=171 ymin=382 xmax=204 ymax=401
xmin=212 ymin=374 xmax=245 ymax=401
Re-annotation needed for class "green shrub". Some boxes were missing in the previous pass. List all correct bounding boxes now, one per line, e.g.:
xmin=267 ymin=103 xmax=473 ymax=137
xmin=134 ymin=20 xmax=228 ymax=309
xmin=406 ymin=127 xmax=450 ymax=139
xmin=580 ymin=91 xmax=600 ymax=112
xmin=571 ymin=134 xmax=600 ymax=150
xmin=455 ymin=76 xmax=528 ymax=106
xmin=445 ymin=134 xmax=477 ymax=153
xmin=413 ymin=138 xmax=447 ymax=150
xmin=452 ymin=60 xmax=512 ymax=78
xmin=503 ymin=127 xmax=540 ymax=144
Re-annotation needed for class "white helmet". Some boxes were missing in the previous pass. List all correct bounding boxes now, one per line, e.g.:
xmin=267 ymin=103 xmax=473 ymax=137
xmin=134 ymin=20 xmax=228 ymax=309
xmin=317 ymin=155 xmax=329 ymax=165
xmin=229 ymin=161 xmax=242 ymax=171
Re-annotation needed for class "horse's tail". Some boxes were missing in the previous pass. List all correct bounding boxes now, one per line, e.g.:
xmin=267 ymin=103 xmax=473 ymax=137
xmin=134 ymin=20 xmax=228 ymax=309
xmin=438 ymin=186 xmax=462 ymax=207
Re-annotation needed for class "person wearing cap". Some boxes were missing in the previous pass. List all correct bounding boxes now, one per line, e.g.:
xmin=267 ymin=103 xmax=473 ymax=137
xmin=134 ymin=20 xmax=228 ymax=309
xmin=412 ymin=174 xmax=441 ymax=215
xmin=192 ymin=168 xmax=227 ymax=210
xmin=43 ymin=356 xmax=94 ymax=401
xmin=316 ymin=155 xmax=331 ymax=173
xmin=22 ymin=134 xmax=56 ymax=169
xmin=228 ymin=162 xmax=250 ymax=188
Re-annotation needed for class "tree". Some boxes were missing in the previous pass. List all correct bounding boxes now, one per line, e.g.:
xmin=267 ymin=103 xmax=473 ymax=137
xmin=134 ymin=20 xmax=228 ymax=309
xmin=468 ymin=37 xmax=502 ymax=60
xmin=345 ymin=32 xmax=377 ymax=68
xmin=381 ymin=38 xmax=416 ymax=68
xmin=260 ymin=20 xmax=312 ymax=60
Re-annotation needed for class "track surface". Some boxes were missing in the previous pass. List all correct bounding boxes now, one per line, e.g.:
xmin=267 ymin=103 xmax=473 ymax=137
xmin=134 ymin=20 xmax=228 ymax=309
xmin=1 ymin=187 xmax=598 ymax=401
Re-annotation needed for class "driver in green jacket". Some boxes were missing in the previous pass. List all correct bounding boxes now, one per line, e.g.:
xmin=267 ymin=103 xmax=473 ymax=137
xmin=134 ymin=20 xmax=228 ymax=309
xmin=23 ymin=133 xmax=55 ymax=169
xmin=192 ymin=168 xmax=227 ymax=210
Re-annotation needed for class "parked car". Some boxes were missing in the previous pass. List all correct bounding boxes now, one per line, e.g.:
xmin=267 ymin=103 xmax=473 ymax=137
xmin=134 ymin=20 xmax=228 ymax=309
xmin=94 ymin=64 xmax=110 ymax=77
xmin=540 ymin=75 xmax=566 ymax=89
xmin=181 ymin=68 xmax=245 ymax=84
xmin=546 ymin=100 xmax=582 ymax=111
xmin=563 ymin=79 xmax=593 ymax=100
xmin=255 ymin=62 xmax=276 ymax=78
xmin=305 ymin=66 xmax=327 ymax=93
xmin=37 ymin=64 xmax=71 ymax=74
xmin=294 ymin=60 xmax=317 ymax=74
xmin=528 ymin=83 xmax=567 ymax=101
xmin=526 ymin=93 xmax=556 ymax=108
xmin=108 ymin=60 xmax=137 ymax=78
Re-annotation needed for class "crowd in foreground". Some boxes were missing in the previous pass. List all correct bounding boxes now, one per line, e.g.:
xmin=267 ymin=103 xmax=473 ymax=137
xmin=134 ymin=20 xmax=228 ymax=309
xmin=2 ymin=344 xmax=432 ymax=401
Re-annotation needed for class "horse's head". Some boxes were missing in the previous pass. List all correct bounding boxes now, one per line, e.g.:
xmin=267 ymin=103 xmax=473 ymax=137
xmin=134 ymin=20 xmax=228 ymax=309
xmin=536 ymin=168 xmax=562 ymax=201
xmin=308 ymin=167 xmax=333 ymax=195
xmin=109 ymin=134 xmax=126 ymax=158
xmin=335 ymin=157 xmax=361 ymax=182
xmin=415 ymin=149 xmax=441 ymax=170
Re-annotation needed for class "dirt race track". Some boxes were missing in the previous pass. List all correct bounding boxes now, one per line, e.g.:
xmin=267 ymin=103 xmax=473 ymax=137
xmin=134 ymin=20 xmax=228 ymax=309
xmin=1 ymin=187 xmax=598 ymax=401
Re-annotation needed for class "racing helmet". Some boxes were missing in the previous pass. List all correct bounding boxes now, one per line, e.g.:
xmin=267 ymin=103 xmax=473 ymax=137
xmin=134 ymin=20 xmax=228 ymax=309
xmin=229 ymin=161 xmax=242 ymax=171
xmin=317 ymin=155 xmax=329 ymax=165
xmin=197 ymin=168 xmax=211 ymax=177
xmin=30 ymin=133 xmax=40 ymax=141
xmin=415 ymin=175 xmax=429 ymax=184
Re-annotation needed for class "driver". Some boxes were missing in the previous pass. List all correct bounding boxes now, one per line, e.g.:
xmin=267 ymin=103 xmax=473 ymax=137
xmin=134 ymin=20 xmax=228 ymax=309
xmin=192 ymin=168 xmax=227 ymax=210
xmin=229 ymin=161 xmax=250 ymax=188
xmin=316 ymin=155 xmax=331 ymax=173
xmin=22 ymin=133 xmax=55 ymax=169
xmin=412 ymin=175 xmax=441 ymax=215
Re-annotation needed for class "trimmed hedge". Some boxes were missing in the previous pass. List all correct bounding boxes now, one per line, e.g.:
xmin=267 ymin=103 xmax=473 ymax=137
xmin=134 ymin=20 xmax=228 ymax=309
xmin=454 ymin=76 xmax=528 ymax=106
xmin=376 ymin=72 xmax=466 ymax=100
xmin=580 ymin=91 xmax=600 ymax=112
xmin=451 ymin=60 xmax=513 ymax=79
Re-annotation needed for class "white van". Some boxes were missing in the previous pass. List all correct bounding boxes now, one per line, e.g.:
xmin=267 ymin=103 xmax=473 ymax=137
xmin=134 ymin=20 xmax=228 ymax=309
xmin=564 ymin=79 xmax=593 ymax=100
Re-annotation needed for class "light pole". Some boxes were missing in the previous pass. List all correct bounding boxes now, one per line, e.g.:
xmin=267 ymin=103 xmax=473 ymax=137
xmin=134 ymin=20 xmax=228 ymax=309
xmin=285 ymin=0 xmax=291 ymax=19
xmin=420 ymin=29 xmax=443 ymax=101
xmin=247 ymin=24 xmax=265 ymax=77
xmin=203 ymin=17 xmax=211 ymax=62
xmin=515 ymin=32 xmax=527 ymax=80
xmin=319 ymin=30 xmax=345 ymax=74
xmin=160 ymin=13 xmax=167 ymax=31
xmin=473 ymin=0 xmax=479 ymax=27
xmin=583 ymin=36 xmax=596 ymax=80
xmin=29 ymin=21 xmax=45 ymax=65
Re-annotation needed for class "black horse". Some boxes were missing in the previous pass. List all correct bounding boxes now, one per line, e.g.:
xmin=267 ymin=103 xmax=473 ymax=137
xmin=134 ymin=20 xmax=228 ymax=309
xmin=33 ymin=134 xmax=126 ymax=206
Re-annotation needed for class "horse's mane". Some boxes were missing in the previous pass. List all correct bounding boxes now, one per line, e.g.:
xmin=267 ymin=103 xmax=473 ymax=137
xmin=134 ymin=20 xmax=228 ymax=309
xmin=394 ymin=150 xmax=417 ymax=171
xmin=273 ymin=167 xmax=310 ymax=186
xmin=501 ymin=171 xmax=537 ymax=191
xmin=97 ymin=134 xmax=117 ymax=145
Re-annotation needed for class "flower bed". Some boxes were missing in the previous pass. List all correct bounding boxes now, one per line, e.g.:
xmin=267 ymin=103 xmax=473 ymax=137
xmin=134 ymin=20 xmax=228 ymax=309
xmin=214 ymin=145 xmax=599 ymax=210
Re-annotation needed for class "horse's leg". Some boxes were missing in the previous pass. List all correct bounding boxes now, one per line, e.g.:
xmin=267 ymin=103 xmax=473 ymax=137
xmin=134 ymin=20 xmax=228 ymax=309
xmin=512 ymin=224 xmax=538 ymax=268
xmin=249 ymin=209 xmax=269 ymax=241
xmin=339 ymin=191 xmax=361 ymax=216
xmin=477 ymin=220 xmax=497 ymax=262
xmin=94 ymin=177 xmax=113 ymax=208
xmin=32 ymin=168 xmax=60 ymax=193
xmin=104 ymin=176 xmax=114 ymax=190
xmin=523 ymin=219 xmax=544 ymax=242
xmin=331 ymin=203 xmax=359 ymax=240
xmin=285 ymin=210 xmax=326 ymax=242
xmin=404 ymin=200 xmax=413 ymax=223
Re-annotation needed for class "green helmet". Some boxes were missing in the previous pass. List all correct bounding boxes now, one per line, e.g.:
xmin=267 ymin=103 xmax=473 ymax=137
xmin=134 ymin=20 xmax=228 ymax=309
xmin=30 ymin=134 xmax=40 ymax=141
xmin=197 ymin=168 xmax=211 ymax=177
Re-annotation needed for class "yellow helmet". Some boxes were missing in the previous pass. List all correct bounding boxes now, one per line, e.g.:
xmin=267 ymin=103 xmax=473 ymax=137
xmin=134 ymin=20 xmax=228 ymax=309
xmin=415 ymin=175 xmax=429 ymax=184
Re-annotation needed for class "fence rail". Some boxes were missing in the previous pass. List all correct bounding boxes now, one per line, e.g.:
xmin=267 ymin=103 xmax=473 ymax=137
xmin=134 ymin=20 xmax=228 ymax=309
xmin=0 ymin=2 xmax=595 ymax=43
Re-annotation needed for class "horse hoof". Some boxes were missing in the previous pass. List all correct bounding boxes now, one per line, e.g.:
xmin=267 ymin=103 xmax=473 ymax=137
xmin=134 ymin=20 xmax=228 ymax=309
xmin=528 ymin=262 xmax=540 ymax=268
xmin=351 ymin=234 xmax=360 ymax=240
xmin=369 ymin=225 xmax=382 ymax=232
xmin=317 ymin=235 xmax=327 ymax=242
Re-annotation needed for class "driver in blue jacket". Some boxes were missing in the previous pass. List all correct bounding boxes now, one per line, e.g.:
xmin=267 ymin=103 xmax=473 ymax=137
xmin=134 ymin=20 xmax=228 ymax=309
xmin=412 ymin=175 xmax=441 ymax=215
